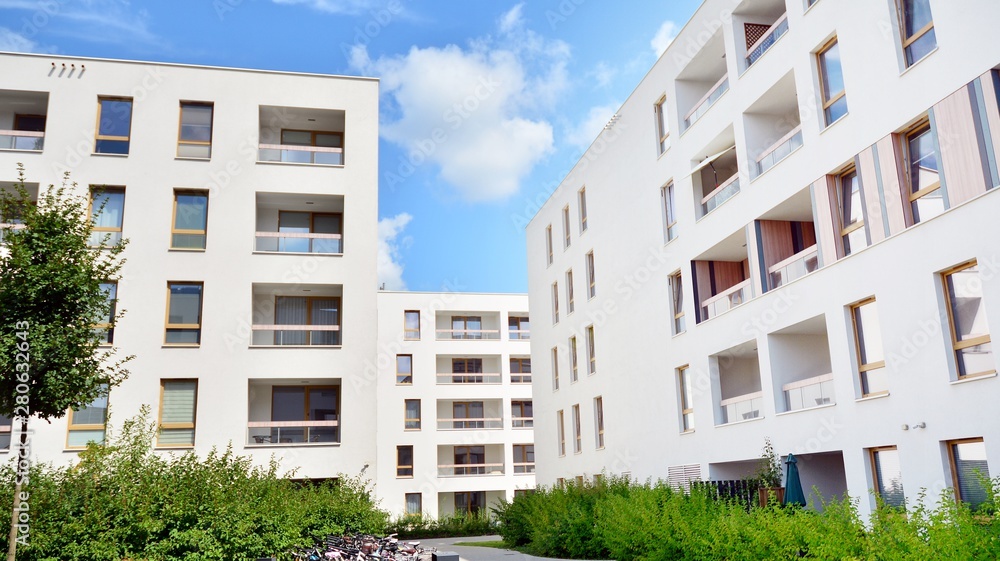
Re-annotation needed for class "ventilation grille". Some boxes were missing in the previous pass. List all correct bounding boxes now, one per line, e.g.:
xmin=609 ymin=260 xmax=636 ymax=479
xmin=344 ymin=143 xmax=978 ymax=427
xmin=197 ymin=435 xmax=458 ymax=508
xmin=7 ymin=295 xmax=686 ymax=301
xmin=667 ymin=463 xmax=702 ymax=490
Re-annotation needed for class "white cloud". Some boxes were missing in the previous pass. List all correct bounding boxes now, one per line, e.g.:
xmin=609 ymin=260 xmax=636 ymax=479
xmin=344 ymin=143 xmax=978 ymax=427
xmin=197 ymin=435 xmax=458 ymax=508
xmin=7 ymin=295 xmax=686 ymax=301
xmin=353 ymin=7 xmax=568 ymax=202
xmin=0 ymin=0 xmax=157 ymax=46
xmin=651 ymin=20 xmax=679 ymax=58
xmin=271 ymin=0 xmax=378 ymax=14
xmin=564 ymin=104 xmax=619 ymax=151
xmin=0 ymin=27 xmax=42 ymax=53
xmin=587 ymin=61 xmax=615 ymax=89
xmin=377 ymin=213 xmax=413 ymax=291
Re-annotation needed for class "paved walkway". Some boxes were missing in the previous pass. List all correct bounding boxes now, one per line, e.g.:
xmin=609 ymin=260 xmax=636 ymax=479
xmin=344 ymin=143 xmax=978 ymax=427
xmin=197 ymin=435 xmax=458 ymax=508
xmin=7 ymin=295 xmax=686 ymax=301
xmin=417 ymin=535 xmax=577 ymax=561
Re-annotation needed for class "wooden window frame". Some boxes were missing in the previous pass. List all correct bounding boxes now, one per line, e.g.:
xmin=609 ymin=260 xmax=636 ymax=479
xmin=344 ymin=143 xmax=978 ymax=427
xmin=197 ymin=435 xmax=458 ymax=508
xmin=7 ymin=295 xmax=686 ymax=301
xmin=662 ymin=182 xmax=677 ymax=242
xmin=270 ymin=385 xmax=339 ymax=422
xmin=404 ymin=493 xmax=422 ymax=515
xmin=942 ymin=261 xmax=995 ymax=379
xmin=562 ymin=205 xmax=571 ymax=248
xmin=510 ymin=357 xmax=531 ymax=384
xmin=157 ymin=379 xmax=198 ymax=448
xmin=869 ymin=446 xmax=903 ymax=506
xmin=572 ymin=404 xmax=582 ymax=454
xmin=586 ymin=251 xmax=596 ymax=299
xmin=569 ymin=336 xmax=579 ymax=382
xmin=947 ymin=437 xmax=988 ymax=505
xmin=594 ymin=396 xmax=605 ymax=449
xmin=404 ymin=399 xmax=421 ymax=430
xmin=545 ymin=225 xmax=553 ymax=266
xmin=396 ymin=354 xmax=413 ymax=385
xmin=164 ymin=282 xmax=203 ymax=346
xmin=586 ymin=325 xmax=596 ymax=375
xmin=578 ymin=187 xmax=588 ymax=232
xmin=557 ymin=410 xmax=566 ymax=456
xmin=897 ymin=0 xmax=935 ymax=65
xmin=654 ymin=96 xmax=669 ymax=155
xmin=94 ymin=96 xmax=133 ymax=153
xmin=508 ymin=316 xmax=529 ymax=340
xmin=171 ymin=189 xmax=209 ymax=250
xmin=281 ymin=128 xmax=344 ymax=148
xmin=552 ymin=347 xmax=560 ymax=391
xmin=88 ymin=186 xmax=126 ymax=248
xmin=13 ymin=114 xmax=46 ymax=132
xmin=836 ymin=167 xmax=865 ymax=249
xmin=903 ymin=120 xmax=942 ymax=222
xmin=177 ymin=101 xmax=214 ymax=158
xmin=396 ymin=445 xmax=414 ymax=478
xmin=272 ymin=295 xmax=341 ymax=345
xmin=851 ymin=297 xmax=888 ymax=397
xmin=513 ymin=444 xmax=534 ymax=471
xmin=566 ymin=269 xmax=575 ymax=314
xmin=512 ymin=400 xmax=533 ymax=428
xmin=678 ymin=366 xmax=694 ymax=432
xmin=276 ymin=210 xmax=344 ymax=254
xmin=96 ymin=281 xmax=118 ymax=346
xmin=403 ymin=310 xmax=421 ymax=340
xmin=552 ymin=282 xmax=559 ymax=324
xmin=454 ymin=491 xmax=486 ymax=515
xmin=817 ymin=37 xmax=847 ymax=126
xmin=670 ymin=271 xmax=685 ymax=335
xmin=65 ymin=392 xmax=109 ymax=450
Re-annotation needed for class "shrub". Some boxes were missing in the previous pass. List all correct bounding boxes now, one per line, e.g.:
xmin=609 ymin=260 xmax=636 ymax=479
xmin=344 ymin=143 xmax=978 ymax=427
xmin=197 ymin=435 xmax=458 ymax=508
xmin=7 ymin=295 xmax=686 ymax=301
xmin=386 ymin=511 xmax=497 ymax=539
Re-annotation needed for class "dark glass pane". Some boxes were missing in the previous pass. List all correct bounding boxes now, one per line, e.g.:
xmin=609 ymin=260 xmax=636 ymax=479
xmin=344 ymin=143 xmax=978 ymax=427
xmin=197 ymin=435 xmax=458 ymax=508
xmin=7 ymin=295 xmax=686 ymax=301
xmin=98 ymin=99 xmax=132 ymax=137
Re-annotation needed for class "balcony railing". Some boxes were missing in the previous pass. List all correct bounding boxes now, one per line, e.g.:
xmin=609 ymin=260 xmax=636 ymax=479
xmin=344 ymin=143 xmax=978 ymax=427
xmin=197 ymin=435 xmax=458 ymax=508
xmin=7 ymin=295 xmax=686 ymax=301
xmin=783 ymin=373 xmax=835 ymax=412
xmin=720 ymin=391 xmax=763 ymax=424
xmin=511 ymin=374 xmax=532 ymax=384
xmin=512 ymin=416 xmax=534 ymax=428
xmin=701 ymin=279 xmax=750 ymax=320
xmin=752 ymin=126 xmax=803 ymax=179
xmin=258 ymin=143 xmax=343 ymax=165
xmin=255 ymin=231 xmax=342 ymax=254
xmin=436 ymin=373 xmax=502 ymax=385
xmin=435 ymin=329 xmax=501 ymax=340
xmin=437 ymin=463 xmax=505 ymax=477
xmin=769 ymin=246 xmax=819 ymax=289
xmin=251 ymin=324 xmax=341 ymax=346
xmin=0 ymin=130 xmax=44 ymax=151
xmin=246 ymin=419 xmax=339 ymax=445
xmin=437 ymin=417 xmax=503 ymax=430
xmin=683 ymin=75 xmax=730 ymax=130
xmin=701 ymin=173 xmax=740 ymax=215
xmin=514 ymin=462 xmax=536 ymax=474
xmin=509 ymin=329 xmax=531 ymax=340
xmin=745 ymin=14 xmax=788 ymax=68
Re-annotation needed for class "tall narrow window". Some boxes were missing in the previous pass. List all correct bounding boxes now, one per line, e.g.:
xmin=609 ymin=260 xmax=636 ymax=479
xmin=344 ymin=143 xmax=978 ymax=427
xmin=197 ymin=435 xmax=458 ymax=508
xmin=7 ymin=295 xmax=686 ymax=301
xmin=557 ymin=410 xmax=566 ymax=456
xmin=678 ymin=366 xmax=694 ymax=432
xmin=870 ymin=447 xmax=905 ymax=509
xmin=670 ymin=271 xmax=686 ymax=334
xmin=837 ymin=168 xmax=867 ymax=255
xmin=89 ymin=187 xmax=125 ymax=247
xmin=905 ymin=121 xmax=944 ymax=224
xmin=898 ymin=0 xmax=936 ymax=67
xmin=165 ymin=282 xmax=203 ymax=345
xmin=396 ymin=445 xmax=414 ymax=477
xmin=404 ymin=399 xmax=421 ymax=430
xmin=566 ymin=270 xmax=575 ymax=314
xmin=551 ymin=347 xmax=560 ymax=391
xmin=594 ymin=396 xmax=605 ymax=449
xmin=948 ymin=438 xmax=990 ymax=509
xmin=569 ymin=336 xmax=579 ymax=382
xmin=572 ymin=404 xmax=582 ymax=454
xmin=67 ymin=385 xmax=108 ymax=448
xmin=178 ymin=102 xmax=213 ymax=158
xmin=508 ymin=316 xmax=529 ymax=340
xmin=552 ymin=282 xmax=560 ymax=324
xmin=943 ymin=262 xmax=994 ymax=378
xmin=95 ymin=97 xmax=132 ymax=154
xmin=513 ymin=444 xmax=535 ymax=473
xmin=96 ymin=282 xmax=117 ymax=345
xmin=851 ymin=298 xmax=888 ymax=396
xmin=511 ymin=400 xmax=533 ymax=428
xmin=510 ymin=357 xmax=531 ymax=384
xmin=661 ymin=182 xmax=677 ymax=242
xmin=171 ymin=190 xmax=208 ymax=250
xmin=586 ymin=325 xmax=596 ymax=375
xmin=545 ymin=225 xmax=553 ymax=266
xmin=578 ymin=187 xmax=588 ymax=232
xmin=654 ymin=96 xmax=669 ymax=154
xmin=158 ymin=380 xmax=197 ymax=447
xmin=586 ymin=251 xmax=596 ymax=299
xmin=0 ymin=415 xmax=11 ymax=450
xmin=817 ymin=38 xmax=848 ymax=126
xmin=396 ymin=355 xmax=413 ymax=385
xmin=404 ymin=310 xmax=421 ymax=340
xmin=562 ymin=206 xmax=571 ymax=248
xmin=405 ymin=493 xmax=422 ymax=515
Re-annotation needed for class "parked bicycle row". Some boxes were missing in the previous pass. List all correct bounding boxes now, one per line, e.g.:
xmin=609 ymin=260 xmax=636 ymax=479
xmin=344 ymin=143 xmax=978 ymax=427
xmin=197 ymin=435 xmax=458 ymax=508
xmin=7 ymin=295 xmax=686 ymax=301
xmin=282 ymin=532 xmax=435 ymax=561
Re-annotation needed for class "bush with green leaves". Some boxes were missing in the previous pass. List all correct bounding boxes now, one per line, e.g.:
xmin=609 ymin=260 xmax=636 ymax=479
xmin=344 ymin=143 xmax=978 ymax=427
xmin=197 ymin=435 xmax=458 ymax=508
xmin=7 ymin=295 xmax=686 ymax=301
xmin=386 ymin=510 xmax=497 ymax=539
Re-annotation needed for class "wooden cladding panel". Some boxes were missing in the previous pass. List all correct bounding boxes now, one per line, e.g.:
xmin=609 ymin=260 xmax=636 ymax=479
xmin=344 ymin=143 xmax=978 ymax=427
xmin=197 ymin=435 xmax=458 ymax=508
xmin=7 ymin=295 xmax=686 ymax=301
xmin=714 ymin=261 xmax=746 ymax=293
xmin=875 ymin=134 xmax=910 ymax=234
xmin=855 ymin=147 xmax=886 ymax=244
xmin=693 ymin=261 xmax=713 ymax=318
xmin=979 ymin=70 xmax=1000 ymax=186
xmin=758 ymin=220 xmax=794 ymax=270
xmin=811 ymin=177 xmax=840 ymax=266
xmin=934 ymin=85 xmax=989 ymax=205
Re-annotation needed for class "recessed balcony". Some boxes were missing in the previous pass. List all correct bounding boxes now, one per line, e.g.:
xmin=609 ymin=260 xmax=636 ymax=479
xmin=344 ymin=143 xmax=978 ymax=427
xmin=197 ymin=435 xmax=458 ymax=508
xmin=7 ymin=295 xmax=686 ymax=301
xmin=712 ymin=341 xmax=764 ymax=425
xmin=744 ymin=72 xmax=803 ymax=180
xmin=254 ymin=192 xmax=343 ymax=255
xmin=437 ymin=444 xmax=505 ymax=477
xmin=768 ymin=316 xmax=836 ymax=414
xmin=693 ymin=229 xmax=751 ymax=323
xmin=436 ymin=399 xmax=503 ymax=430
xmin=246 ymin=380 xmax=341 ymax=445
xmin=733 ymin=0 xmax=788 ymax=72
xmin=677 ymin=30 xmax=729 ymax=132
xmin=0 ymin=90 xmax=47 ymax=152
xmin=435 ymin=312 xmax=502 ymax=340
xmin=755 ymin=189 xmax=820 ymax=291
xmin=692 ymin=129 xmax=740 ymax=219
xmin=258 ymin=105 xmax=345 ymax=166
xmin=250 ymin=283 xmax=341 ymax=347
xmin=436 ymin=355 xmax=502 ymax=385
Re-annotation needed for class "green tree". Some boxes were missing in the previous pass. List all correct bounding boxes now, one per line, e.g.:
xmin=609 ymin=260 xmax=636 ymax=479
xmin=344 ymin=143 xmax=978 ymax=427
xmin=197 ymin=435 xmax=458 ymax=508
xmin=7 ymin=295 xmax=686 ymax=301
xmin=0 ymin=164 xmax=131 ymax=560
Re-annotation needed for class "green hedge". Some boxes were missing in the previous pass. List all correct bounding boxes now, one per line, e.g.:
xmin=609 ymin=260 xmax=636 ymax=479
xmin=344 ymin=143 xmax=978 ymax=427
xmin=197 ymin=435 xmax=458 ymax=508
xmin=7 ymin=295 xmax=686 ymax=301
xmin=0 ymin=408 xmax=389 ymax=560
xmin=493 ymin=475 xmax=1000 ymax=560
xmin=386 ymin=511 xmax=498 ymax=539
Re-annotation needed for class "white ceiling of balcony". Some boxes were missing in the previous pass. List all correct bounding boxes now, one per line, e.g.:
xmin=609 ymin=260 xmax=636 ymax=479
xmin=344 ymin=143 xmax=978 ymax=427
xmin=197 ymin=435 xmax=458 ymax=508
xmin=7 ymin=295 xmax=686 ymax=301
xmin=712 ymin=338 xmax=758 ymax=359
xmin=0 ymin=90 xmax=48 ymax=114
xmin=694 ymin=227 xmax=748 ymax=263
xmin=259 ymin=105 xmax=345 ymax=132
xmin=758 ymin=187 xmax=813 ymax=222
xmin=733 ymin=0 xmax=786 ymax=18
xmin=676 ymin=31 xmax=727 ymax=82
xmin=770 ymin=314 xmax=828 ymax=337
xmin=255 ymin=192 xmax=344 ymax=213
xmin=744 ymin=71 xmax=798 ymax=116
xmin=252 ymin=282 xmax=343 ymax=297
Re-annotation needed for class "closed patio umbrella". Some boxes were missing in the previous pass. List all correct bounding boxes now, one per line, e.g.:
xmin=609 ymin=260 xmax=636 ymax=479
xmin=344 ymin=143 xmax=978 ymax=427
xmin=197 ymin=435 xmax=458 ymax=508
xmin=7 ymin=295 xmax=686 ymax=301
xmin=784 ymin=453 xmax=806 ymax=507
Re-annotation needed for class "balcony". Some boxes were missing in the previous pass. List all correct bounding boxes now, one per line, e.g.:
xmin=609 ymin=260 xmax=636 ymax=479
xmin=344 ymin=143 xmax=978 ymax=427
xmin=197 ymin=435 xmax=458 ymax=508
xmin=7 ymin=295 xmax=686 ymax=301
xmin=693 ymin=229 xmax=751 ymax=323
xmin=755 ymin=191 xmax=821 ymax=291
xmin=510 ymin=356 xmax=532 ymax=384
xmin=702 ymin=279 xmax=750 ymax=320
xmin=435 ymin=312 xmax=502 ymax=340
xmin=744 ymin=72 xmax=802 ymax=180
xmin=436 ymin=356 xmax=503 ymax=385
xmin=437 ymin=444 xmax=505 ymax=477
xmin=720 ymin=391 xmax=763 ymax=423
xmin=684 ymin=76 xmax=729 ymax=130
xmin=508 ymin=314 xmax=530 ymax=340
xmin=691 ymin=129 xmax=740 ymax=219
xmin=0 ymin=90 xmax=48 ymax=152
xmin=512 ymin=399 xmax=533 ymax=428
xmin=250 ymin=283 xmax=341 ymax=346
xmin=712 ymin=341 xmax=763 ymax=426
xmin=514 ymin=462 xmax=536 ymax=474
xmin=783 ymin=374 xmax=834 ymax=412
xmin=246 ymin=380 xmax=341 ymax=446
xmin=745 ymin=14 xmax=787 ymax=68
xmin=769 ymin=247 xmax=817 ymax=289
xmin=701 ymin=173 xmax=740 ymax=216
xmin=754 ymin=126 xmax=802 ymax=178
xmin=258 ymin=105 xmax=345 ymax=166
xmin=255 ymin=193 xmax=343 ymax=255
xmin=768 ymin=315 xmax=835 ymax=414
xmin=677 ymin=29 xmax=729 ymax=132
xmin=436 ymin=399 xmax=503 ymax=430
xmin=733 ymin=0 xmax=789 ymax=72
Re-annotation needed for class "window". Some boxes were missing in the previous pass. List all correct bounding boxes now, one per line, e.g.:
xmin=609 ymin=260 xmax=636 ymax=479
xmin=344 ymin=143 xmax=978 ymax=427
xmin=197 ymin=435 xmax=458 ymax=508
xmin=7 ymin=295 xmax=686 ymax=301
xmin=572 ymin=404 xmax=582 ymax=454
xmin=158 ymin=380 xmax=197 ymax=447
xmin=165 ymin=282 xmax=203 ymax=345
xmin=272 ymin=296 xmax=341 ymax=345
xmin=396 ymin=355 xmax=413 ymax=385
xmin=837 ymin=168 xmax=868 ymax=255
xmin=405 ymin=493 xmax=422 ymax=515
xmin=96 ymin=282 xmax=117 ymax=345
xmin=67 ymin=386 xmax=108 ymax=449
xmin=654 ymin=96 xmax=669 ymax=154
xmin=870 ymin=447 xmax=905 ymax=509
xmin=513 ymin=444 xmax=535 ymax=473
xmin=404 ymin=310 xmax=421 ymax=340
xmin=177 ymin=102 xmax=213 ymax=158
xmin=266 ymin=386 xmax=339 ymax=444
xmin=171 ymin=190 xmax=208 ymax=250
xmin=557 ymin=410 xmax=566 ymax=456
xmin=545 ymin=225 xmax=553 ymax=266
xmin=661 ymin=182 xmax=677 ymax=242
xmin=396 ymin=445 xmax=414 ymax=477
xmin=566 ymin=270 xmax=575 ymax=314
xmin=851 ymin=298 xmax=888 ymax=396
xmin=586 ymin=325 xmax=596 ymax=375
xmin=562 ymin=205 xmax=571 ymax=248
xmin=552 ymin=347 xmax=560 ymax=390
xmin=552 ymin=282 xmax=560 ymax=324
xmin=451 ymin=316 xmax=483 ymax=340
xmin=281 ymin=129 xmax=344 ymax=165
xmin=404 ymin=399 xmax=421 ymax=430
xmin=905 ymin=121 xmax=944 ymax=224
xmin=276 ymin=211 xmax=343 ymax=254
xmin=88 ymin=187 xmax=125 ymax=247
xmin=817 ymin=38 xmax=848 ymax=126
xmin=510 ymin=357 xmax=532 ymax=384
xmin=594 ymin=396 xmax=605 ymax=449
xmin=579 ymin=187 xmax=588 ymax=232
xmin=948 ymin=439 xmax=991 ymax=510
xmin=678 ymin=367 xmax=694 ymax=432
xmin=943 ymin=262 xmax=994 ymax=378
xmin=0 ymin=415 xmax=10 ymax=450
xmin=586 ymin=251 xmax=596 ymax=299
xmin=569 ymin=336 xmax=579 ymax=382
xmin=95 ymin=97 xmax=132 ymax=154
xmin=509 ymin=316 xmax=530 ymax=340
xmin=451 ymin=358 xmax=484 ymax=384
xmin=670 ymin=271 xmax=686 ymax=334
xmin=452 ymin=401 xmax=486 ymax=429
xmin=455 ymin=491 xmax=486 ymax=515
xmin=897 ymin=0 xmax=936 ymax=67
xmin=454 ymin=446 xmax=486 ymax=475
xmin=512 ymin=400 xmax=533 ymax=428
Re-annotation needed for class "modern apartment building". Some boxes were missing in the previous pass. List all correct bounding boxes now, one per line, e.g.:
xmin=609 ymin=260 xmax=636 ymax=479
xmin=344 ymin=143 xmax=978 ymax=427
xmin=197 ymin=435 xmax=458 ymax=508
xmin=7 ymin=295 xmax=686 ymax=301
xmin=526 ymin=0 xmax=1000 ymax=518
xmin=375 ymin=292 xmax=535 ymax=518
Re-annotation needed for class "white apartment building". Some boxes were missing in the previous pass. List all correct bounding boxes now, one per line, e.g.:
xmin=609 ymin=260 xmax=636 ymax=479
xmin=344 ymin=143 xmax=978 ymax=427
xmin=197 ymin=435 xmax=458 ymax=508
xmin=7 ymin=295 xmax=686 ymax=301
xmin=374 ymin=292 xmax=535 ymax=518
xmin=526 ymin=0 xmax=1000 ymax=518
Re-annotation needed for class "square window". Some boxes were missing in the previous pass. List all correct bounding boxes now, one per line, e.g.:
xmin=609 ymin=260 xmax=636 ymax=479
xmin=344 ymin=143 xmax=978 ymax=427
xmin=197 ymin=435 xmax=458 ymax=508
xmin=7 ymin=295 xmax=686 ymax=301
xmin=95 ymin=97 xmax=133 ymax=154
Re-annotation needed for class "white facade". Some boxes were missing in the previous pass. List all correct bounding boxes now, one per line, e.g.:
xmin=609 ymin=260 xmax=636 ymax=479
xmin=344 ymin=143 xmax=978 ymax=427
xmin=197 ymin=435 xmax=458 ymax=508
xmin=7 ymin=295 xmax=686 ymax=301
xmin=526 ymin=0 xmax=1000 ymax=518
xmin=374 ymin=292 xmax=535 ymax=518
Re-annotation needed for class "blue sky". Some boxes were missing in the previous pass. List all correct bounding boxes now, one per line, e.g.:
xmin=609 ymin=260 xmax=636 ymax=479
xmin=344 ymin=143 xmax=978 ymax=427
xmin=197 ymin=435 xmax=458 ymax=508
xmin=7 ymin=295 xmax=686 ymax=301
xmin=0 ymin=0 xmax=701 ymax=293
